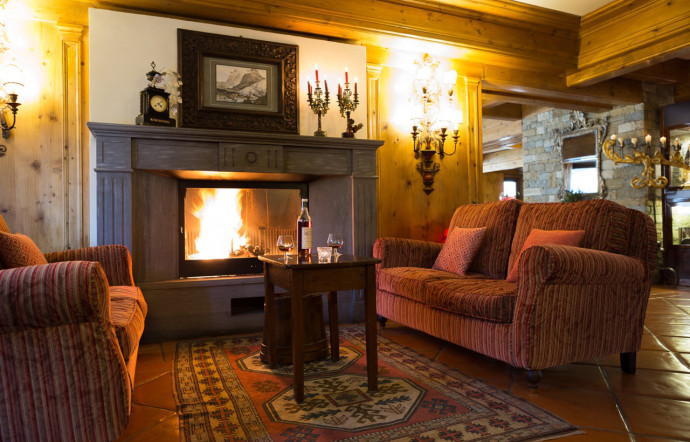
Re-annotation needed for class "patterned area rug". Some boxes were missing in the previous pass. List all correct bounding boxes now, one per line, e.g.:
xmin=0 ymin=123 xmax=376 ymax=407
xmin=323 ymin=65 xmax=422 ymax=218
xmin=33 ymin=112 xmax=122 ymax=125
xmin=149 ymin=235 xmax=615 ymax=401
xmin=173 ymin=327 xmax=580 ymax=441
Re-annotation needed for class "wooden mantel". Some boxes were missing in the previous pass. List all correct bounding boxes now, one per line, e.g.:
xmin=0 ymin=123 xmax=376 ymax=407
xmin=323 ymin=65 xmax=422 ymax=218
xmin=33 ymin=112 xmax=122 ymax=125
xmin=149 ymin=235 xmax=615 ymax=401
xmin=88 ymin=122 xmax=383 ymax=281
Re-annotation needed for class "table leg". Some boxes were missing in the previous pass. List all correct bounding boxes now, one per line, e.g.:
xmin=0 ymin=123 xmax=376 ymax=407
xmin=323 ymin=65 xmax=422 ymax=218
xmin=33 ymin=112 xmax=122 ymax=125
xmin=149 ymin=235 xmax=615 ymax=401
xmin=291 ymin=271 xmax=305 ymax=403
xmin=328 ymin=291 xmax=339 ymax=362
xmin=365 ymin=264 xmax=378 ymax=391
xmin=264 ymin=265 xmax=277 ymax=369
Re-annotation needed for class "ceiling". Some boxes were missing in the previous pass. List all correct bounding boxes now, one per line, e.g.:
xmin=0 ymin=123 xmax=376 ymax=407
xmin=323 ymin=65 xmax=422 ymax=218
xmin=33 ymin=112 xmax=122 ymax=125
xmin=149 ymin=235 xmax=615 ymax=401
xmin=512 ymin=0 xmax=614 ymax=16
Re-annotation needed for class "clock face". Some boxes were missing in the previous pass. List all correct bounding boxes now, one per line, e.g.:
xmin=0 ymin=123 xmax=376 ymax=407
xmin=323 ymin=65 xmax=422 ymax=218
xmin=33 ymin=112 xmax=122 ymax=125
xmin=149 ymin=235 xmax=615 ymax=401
xmin=150 ymin=95 xmax=168 ymax=113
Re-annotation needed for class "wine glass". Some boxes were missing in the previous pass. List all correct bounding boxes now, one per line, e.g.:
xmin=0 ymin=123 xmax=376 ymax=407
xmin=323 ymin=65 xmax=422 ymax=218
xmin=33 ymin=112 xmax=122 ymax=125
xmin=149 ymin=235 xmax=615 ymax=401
xmin=327 ymin=233 xmax=343 ymax=257
xmin=277 ymin=235 xmax=294 ymax=262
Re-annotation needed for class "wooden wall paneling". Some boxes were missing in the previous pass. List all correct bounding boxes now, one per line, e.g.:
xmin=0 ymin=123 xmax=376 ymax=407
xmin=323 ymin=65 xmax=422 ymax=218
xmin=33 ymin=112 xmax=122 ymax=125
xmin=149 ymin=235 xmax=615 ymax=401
xmin=367 ymin=64 xmax=382 ymax=238
xmin=483 ymin=171 xmax=504 ymax=203
xmin=376 ymin=64 xmax=477 ymax=243
xmin=57 ymin=24 xmax=84 ymax=250
xmin=0 ymin=20 xmax=66 ymax=252
xmin=132 ymin=171 xmax=178 ymax=282
xmin=465 ymin=77 xmax=483 ymax=204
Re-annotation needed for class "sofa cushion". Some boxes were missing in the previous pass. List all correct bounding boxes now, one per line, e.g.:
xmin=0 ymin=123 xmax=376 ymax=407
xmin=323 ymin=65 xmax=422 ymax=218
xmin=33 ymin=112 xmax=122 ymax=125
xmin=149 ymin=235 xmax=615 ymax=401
xmin=432 ymin=227 xmax=486 ymax=275
xmin=110 ymin=286 xmax=147 ymax=362
xmin=506 ymin=229 xmax=585 ymax=282
xmin=378 ymin=267 xmax=460 ymax=303
xmin=507 ymin=199 xmax=630 ymax=273
xmin=426 ymin=277 xmax=518 ymax=323
xmin=0 ymin=232 xmax=48 ymax=269
xmin=447 ymin=199 xmax=523 ymax=279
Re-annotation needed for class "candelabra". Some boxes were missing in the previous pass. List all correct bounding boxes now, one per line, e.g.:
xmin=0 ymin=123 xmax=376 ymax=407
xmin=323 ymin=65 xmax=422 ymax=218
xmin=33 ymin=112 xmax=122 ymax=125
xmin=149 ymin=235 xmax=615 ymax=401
xmin=602 ymin=134 xmax=690 ymax=188
xmin=337 ymin=71 xmax=362 ymax=138
xmin=306 ymin=75 xmax=329 ymax=137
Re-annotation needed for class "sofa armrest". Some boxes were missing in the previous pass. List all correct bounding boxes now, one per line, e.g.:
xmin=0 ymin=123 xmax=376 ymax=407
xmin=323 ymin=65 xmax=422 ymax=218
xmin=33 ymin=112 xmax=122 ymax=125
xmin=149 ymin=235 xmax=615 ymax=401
xmin=45 ymin=245 xmax=134 ymax=286
xmin=0 ymin=261 xmax=111 ymax=332
xmin=373 ymin=237 xmax=443 ymax=270
xmin=511 ymin=244 xmax=651 ymax=370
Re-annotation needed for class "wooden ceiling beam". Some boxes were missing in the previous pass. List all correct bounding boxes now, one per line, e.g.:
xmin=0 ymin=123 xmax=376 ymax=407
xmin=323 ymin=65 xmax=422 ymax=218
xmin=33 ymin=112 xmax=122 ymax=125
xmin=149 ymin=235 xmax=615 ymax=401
xmin=481 ymin=91 xmax=612 ymax=113
xmin=38 ymin=0 xmax=579 ymax=72
xmin=483 ymin=103 xmax=522 ymax=120
xmin=567 ymin=0 xmax=690 ymax=87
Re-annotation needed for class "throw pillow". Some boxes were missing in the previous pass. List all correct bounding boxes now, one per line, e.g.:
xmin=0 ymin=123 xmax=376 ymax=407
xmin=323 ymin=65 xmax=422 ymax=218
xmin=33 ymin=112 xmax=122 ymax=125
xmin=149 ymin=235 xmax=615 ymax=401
xmin=0 ymin=232 xmax=48 ymax=268
xmin=432 ymin=227 xmax=487 ymax=275
xmin=506 ymin=229 xmax=585 ymax=282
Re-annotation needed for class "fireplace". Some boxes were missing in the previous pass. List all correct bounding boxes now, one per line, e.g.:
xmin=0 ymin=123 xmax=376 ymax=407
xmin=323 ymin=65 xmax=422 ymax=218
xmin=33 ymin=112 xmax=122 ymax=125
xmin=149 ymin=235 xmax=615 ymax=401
xmin=89 ymin=122 xmax=382 ymax=341
xmin=179 ymin=181 xmax=307 ymax=277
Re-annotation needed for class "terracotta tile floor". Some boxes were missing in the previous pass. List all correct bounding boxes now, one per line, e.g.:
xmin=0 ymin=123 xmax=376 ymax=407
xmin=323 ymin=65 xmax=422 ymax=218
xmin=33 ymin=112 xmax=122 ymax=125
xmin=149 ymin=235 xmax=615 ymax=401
xmin=117 ymin=286 xmax=690 ymax=441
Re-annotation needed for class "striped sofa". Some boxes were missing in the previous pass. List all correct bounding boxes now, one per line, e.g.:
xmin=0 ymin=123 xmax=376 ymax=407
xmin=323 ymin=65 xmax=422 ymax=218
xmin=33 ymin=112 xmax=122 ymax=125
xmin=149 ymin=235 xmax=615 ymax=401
xmin=0 ymin=215 xmax=147 ymax=441
xmin=374 ymin=199 xmax=656 ymax=387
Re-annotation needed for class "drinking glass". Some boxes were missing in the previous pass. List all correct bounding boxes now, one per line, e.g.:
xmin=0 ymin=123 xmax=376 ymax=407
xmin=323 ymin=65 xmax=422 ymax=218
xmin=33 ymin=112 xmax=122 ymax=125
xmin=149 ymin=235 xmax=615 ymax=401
xmin=277 ymin=235 xmax=294 ymax=262
xmin=327 ymin=233 xmax=343 ymax=257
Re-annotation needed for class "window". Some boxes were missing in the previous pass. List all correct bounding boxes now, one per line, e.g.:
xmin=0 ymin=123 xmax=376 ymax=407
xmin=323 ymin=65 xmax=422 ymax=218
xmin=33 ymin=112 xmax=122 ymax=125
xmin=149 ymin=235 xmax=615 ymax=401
xmin=502 ymin=180 xmax=517 ymax=199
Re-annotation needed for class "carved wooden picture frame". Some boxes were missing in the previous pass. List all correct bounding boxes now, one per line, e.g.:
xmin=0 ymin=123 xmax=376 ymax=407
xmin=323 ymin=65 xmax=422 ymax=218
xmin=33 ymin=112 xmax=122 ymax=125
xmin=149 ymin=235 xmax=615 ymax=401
xmin=178 ymin=29 xmax=298 ymax=133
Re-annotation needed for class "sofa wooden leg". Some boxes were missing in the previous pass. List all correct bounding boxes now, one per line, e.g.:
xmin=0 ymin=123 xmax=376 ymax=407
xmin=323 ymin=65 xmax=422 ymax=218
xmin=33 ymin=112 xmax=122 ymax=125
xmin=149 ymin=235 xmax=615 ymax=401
xmin=377 ymin=315 xmax=387 ymax=328
xmin=526 ymin=370 xmax=542 ymax=390
xmin=620 ymin=352 xmax=637 ymax=374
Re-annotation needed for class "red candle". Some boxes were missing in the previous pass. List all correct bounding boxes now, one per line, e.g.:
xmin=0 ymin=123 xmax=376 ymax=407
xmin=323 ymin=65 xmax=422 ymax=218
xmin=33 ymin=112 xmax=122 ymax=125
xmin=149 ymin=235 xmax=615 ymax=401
xmin=324 ymin=79 xmax=328 ymax=93
xmin=354 ymin=78 xmax=358 ymax=94
xmin=307 ymin=80 xmax=312 ymax=94
xmin=338 ymin=83 xmax=342 ymax=97
xmin=314 ymin=64 xmax=319 ymax=82
xmin=345 ymin=67 xmax=349 ymax=84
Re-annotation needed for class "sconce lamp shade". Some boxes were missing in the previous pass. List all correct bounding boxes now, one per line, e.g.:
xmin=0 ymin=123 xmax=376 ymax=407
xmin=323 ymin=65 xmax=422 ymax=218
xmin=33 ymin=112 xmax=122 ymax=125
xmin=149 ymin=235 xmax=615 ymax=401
xmin=1 ymin=63 xmax=23 ymax=96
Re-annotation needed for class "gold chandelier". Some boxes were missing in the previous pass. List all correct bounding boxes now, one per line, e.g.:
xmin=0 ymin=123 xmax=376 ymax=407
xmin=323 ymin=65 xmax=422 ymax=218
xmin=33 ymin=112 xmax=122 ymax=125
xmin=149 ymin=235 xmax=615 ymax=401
xmin=411 ymin=54 xmax=462 ymax=194
xmin=602 ymin=134 xmax=690 ymax=188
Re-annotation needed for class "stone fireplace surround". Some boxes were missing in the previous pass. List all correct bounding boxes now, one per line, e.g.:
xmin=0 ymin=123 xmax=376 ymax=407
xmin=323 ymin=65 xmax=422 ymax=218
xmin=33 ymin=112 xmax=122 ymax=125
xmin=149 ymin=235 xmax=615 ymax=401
xmin=88 ymin=123 xmax=382 ymax=341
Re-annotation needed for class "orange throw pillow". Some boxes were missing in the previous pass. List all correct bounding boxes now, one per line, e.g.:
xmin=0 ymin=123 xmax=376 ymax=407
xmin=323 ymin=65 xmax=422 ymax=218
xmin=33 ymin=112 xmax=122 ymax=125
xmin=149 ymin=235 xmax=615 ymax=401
xmin=506 ymin=229 xmax=585 ymax=282
xmin=432 ymin=227 xmax=487 ymax=275
xmin=0 ymin=232 xmax=48 ymax=268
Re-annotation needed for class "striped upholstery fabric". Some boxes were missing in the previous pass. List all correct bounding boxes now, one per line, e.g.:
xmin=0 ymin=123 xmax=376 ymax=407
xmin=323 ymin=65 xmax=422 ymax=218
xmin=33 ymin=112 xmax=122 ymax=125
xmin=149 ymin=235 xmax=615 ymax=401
xmin=426 ymin=277 xmax=518 ymax=323
xmin=46 ymin=244 xmax=135 ymax=286
xmin=377 ymin=267 xmax=459 ymax=303
xmin=0 ymin=242 xmax=146 ymax=441
xmin=447 ymin=199 xmax=523 ymax=278
xmin=0 ymin=261 xmax=132 ymax=441
xmin=110 ymin=286 xmax=148 ymax=362
xmin=507 ymin=199 xmax=629 ymax=274
xmin=376 ymin=199 xmax=656 ymax=376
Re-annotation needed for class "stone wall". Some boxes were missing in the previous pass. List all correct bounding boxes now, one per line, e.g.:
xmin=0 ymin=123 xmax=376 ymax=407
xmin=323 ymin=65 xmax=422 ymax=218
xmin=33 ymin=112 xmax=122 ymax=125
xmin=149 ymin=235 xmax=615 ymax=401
xmin=522 ymin=84 xmax=673 ymax=219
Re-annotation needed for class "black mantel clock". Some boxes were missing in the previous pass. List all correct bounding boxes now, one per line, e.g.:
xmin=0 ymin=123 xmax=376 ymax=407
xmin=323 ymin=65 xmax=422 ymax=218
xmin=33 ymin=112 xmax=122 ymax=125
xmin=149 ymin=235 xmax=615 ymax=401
xmin=135 ymin=62 xmax=176 ymax=127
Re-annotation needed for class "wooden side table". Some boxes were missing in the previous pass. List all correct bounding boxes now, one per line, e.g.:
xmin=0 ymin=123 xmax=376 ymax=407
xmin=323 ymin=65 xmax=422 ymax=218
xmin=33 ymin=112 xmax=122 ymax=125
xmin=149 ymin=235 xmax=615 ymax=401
xmin=258 ymin=254 xmax=381 ymax=403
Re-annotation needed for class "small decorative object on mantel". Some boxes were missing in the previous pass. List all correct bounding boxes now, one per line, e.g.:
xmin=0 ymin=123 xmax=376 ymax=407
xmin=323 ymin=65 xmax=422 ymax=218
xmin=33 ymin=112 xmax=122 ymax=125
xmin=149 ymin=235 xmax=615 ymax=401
xmin=337 ymin=68 xmax=362 ymax=138
xmin=135 ymin=62 xmax=176 ymax=127
xmin=306 ymin=65 xmax=329 ymax=136
xmin=603 ymin=134 xmax=690 ymax=188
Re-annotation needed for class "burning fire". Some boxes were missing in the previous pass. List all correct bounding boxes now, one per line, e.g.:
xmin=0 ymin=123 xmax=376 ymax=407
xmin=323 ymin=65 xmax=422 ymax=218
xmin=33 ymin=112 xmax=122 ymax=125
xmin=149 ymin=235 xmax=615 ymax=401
xmin=187 ymin=188 xmax=248 ymax=260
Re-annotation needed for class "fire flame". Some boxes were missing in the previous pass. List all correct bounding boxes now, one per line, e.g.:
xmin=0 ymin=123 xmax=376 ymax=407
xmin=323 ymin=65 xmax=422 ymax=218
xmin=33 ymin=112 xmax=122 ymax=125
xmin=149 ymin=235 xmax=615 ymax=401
xmin=188 ymin=188 xmax=248 ymax=260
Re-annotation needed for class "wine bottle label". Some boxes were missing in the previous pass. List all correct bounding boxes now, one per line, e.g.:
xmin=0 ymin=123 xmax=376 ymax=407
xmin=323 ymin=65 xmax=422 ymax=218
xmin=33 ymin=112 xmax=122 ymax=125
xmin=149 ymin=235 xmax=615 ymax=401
xmin=301 ymin=227 xmax=312 ymax=249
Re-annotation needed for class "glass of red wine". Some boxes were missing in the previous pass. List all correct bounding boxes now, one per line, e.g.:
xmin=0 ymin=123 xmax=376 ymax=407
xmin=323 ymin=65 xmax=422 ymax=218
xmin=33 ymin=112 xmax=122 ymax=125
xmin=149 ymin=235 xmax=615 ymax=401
xmin=327 ymin=233 xmax=343 ymax=258
xmin=277 ymin=235 xmax=294 ymax=262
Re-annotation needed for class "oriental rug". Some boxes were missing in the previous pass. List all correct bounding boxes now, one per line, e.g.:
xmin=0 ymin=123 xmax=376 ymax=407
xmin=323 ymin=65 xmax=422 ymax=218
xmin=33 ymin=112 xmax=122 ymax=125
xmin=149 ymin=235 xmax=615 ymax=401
xmin=173 ymin=327 xmax=580 ymax=441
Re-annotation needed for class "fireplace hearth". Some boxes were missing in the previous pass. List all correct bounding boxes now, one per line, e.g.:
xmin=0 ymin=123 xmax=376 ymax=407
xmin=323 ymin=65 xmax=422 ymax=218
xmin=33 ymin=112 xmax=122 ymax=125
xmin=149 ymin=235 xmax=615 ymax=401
xmin=89 ymin=123 xmax=382 ymax=341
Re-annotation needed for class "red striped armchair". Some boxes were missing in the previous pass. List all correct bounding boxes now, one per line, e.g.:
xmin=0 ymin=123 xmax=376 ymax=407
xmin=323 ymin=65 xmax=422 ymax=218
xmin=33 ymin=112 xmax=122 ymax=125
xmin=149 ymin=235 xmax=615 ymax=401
xmin=375 ymin=199 xmax=656 ymax=388
xmin=0 ymin=215 xmax=147 ymax=441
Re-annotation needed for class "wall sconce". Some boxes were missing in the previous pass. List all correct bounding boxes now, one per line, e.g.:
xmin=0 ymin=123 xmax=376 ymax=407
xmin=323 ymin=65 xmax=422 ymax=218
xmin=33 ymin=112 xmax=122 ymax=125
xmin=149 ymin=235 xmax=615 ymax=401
xmin=411 ymin=54 xmax=462 ymax=194
xmin=0 ymin=63 xmax=22 ymax=139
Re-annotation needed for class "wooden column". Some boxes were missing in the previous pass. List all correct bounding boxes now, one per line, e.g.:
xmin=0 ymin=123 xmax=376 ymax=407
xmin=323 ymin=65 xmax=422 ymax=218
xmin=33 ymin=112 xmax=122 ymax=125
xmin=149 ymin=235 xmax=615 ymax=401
xmin=58 ymin=24 xmax=85 ymax=249
xmin=464 ymin=77 xmax=483 ymax=204
xmin=367 ymin=64 xmax=382 ymax=238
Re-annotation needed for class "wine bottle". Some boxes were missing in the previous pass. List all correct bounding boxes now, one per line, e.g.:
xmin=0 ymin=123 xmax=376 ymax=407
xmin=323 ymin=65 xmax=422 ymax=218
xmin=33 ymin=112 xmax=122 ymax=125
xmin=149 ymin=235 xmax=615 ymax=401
xmin=297 ymin=198 xmax=312 ymax=258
